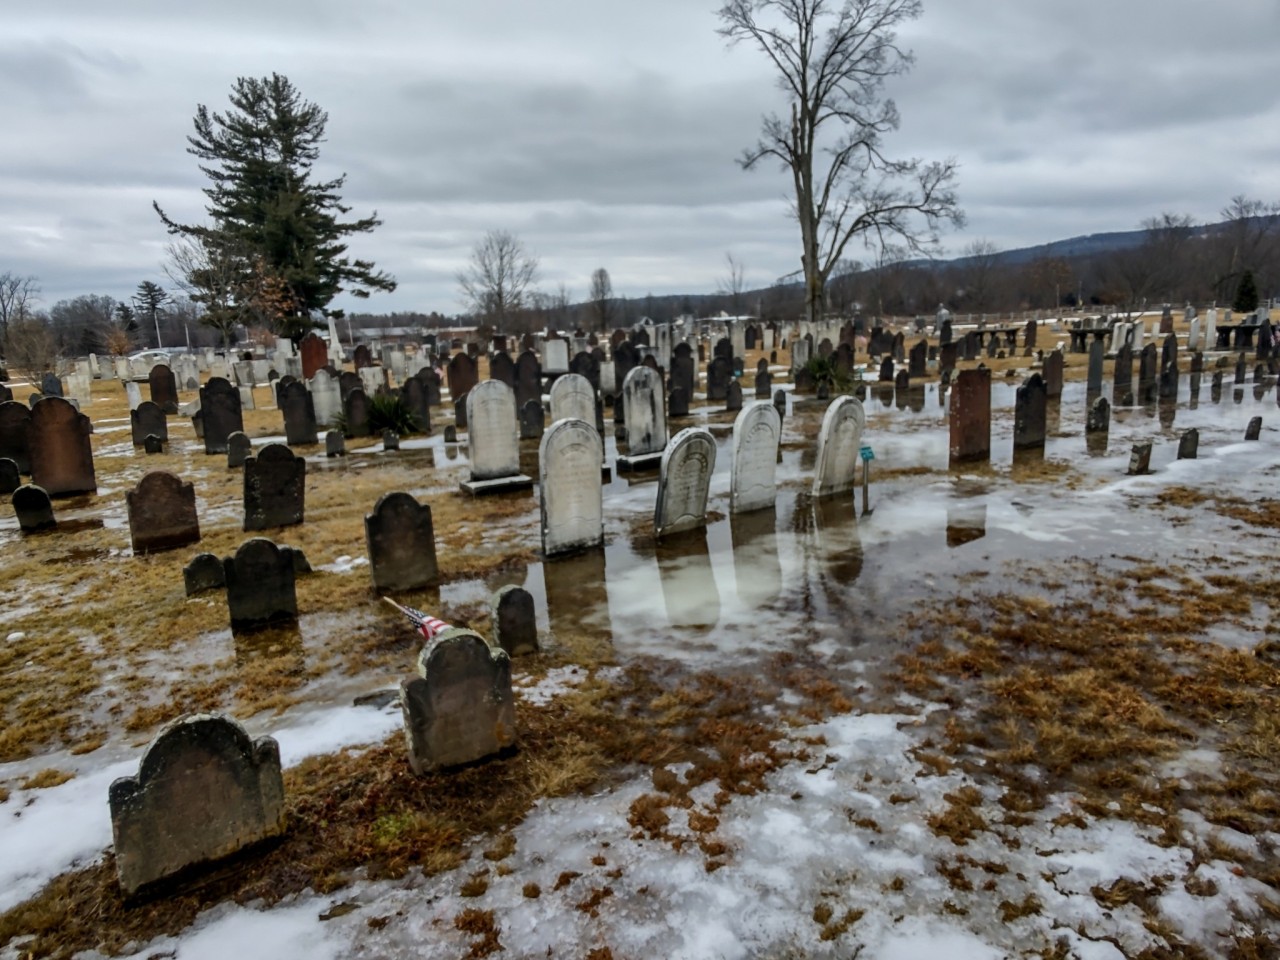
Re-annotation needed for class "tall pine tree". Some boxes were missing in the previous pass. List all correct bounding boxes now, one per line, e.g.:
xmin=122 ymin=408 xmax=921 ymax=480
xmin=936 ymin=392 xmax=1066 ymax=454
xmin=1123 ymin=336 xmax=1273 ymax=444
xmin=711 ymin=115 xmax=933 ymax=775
xmin=155 ymin=74 xmax=395 ymax=341
xmin=1233 ymin=269 xmax=1259 ymax=314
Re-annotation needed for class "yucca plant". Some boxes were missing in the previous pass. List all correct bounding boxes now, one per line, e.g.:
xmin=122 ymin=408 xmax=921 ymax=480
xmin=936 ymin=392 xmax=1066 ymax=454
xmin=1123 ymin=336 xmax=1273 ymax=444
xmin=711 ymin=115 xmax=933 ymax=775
xmin=368 ymin=393 xmax=423 ymax=435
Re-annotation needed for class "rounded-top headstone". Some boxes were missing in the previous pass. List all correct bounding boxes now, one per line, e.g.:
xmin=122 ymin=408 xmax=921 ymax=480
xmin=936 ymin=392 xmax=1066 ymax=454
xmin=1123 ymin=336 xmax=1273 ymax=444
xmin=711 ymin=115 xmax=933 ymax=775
xmin=492 ymin=585 xmax=538 ymax=656
xmin=13 ymin=483 xmax=56 ymax=532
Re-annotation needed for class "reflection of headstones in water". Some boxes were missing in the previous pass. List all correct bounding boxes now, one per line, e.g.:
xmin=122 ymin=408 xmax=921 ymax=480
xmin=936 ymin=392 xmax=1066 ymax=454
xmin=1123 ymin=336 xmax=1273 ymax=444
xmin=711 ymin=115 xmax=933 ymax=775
xmin=729 ymin=508 xmax=781 ymax=607
xmin=805 ymin=493 xmax=864 ymax=588
xmin=655 ymin=531 xmax=721 ymax=629
xmin=542 ymin=549 xmax=612 ymax=651
xmin=945 ymin=500 xmax=987 ymax=548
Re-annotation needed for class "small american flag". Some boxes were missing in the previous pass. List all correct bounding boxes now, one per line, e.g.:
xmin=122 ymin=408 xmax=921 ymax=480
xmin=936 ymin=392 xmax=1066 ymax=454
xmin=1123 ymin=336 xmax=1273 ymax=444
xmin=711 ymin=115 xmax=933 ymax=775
xmin=383 ymin=598 xmax=451 ymax=639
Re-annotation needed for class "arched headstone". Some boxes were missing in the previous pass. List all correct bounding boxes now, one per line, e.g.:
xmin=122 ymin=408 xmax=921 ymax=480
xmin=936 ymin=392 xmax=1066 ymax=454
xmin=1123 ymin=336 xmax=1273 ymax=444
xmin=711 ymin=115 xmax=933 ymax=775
xmin=29 ymin=397 xmax=96 ymax=496
xmin=364 ymin=492 xmax=438 ymax=592
xmin=126 ymin=471 xmax=200 ymax=554
xmin=654 ymin=427 xmax=716 ymax=538
xmin=243 ymin=443 xmax=305 ymax=530
xmin=812 ymin=396 xmax=865 ymax=498
xmin=730 ymin=401 xmax=781 ymax=514
xmin=539 ymin=417 xmax=604 ymax=556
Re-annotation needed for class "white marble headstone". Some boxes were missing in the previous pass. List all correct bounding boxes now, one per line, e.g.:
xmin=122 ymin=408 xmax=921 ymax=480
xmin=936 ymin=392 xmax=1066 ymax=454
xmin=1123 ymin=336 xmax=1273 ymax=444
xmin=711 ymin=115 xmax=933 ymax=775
xmin=654 ymin=427 xmax=717 ymax=538
xmin=539 ymin=417 xmax=604 ymax=556
xmin=730 ymin=401 xmax=781 ymax=514
xmin=812 ymin=396 xmax=866 ymax=498
xmin=466 ymin=380 xmax=519 ymax=481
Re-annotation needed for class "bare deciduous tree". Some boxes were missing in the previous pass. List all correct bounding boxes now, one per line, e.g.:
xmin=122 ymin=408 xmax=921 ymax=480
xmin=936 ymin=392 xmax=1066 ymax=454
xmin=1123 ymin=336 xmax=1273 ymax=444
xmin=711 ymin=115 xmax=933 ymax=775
xmin=5 ymin=314 xmax=60 ymax=382
xmin=165 ymin=233 xmax=249 ymax=349
xmin=458 ymin=230 xmax=540 ymax=328
xmin=0 ymin=272 xmax=39 ymax=343
xmin=718 ymin=0 xmax=963 ymax=325
xmin=718 ymin=253 xmax=747 ymax=315
xmin=957 ymin=239 xmax=1002 ymax=313
xmin=589 ymin=268 xmax=614 ymax=331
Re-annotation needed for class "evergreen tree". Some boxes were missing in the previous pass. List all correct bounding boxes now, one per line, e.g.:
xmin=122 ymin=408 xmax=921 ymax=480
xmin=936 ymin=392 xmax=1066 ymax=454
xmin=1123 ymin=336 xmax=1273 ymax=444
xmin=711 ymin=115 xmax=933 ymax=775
xmin=1233 ymin=269 xmax=1259 ymax=313
xmin=155 ymin=73 xmax=396 ymax=341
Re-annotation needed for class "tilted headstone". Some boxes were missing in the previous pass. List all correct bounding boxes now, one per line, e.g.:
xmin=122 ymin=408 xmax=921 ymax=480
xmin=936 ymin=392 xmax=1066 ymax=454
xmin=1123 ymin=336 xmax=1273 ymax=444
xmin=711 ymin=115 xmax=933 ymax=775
xmin=1042 ymin=350 xmax=1064 ymax=399
xmin=13 ymin=483 xmax=55 ymax=532
xmin=621 ymin=365 xmax=667 ymax=458
xmin=812 ymin=396 xmax=866 ymax=498
xmin=539 ymin=417 xmax=604 ymax=556
xmin=147 ymin=364 xmax=179 ymax=414
xmin=364 ymin=491 xmax=438 ymax=592
xmin=949 ymin=367 xmax=991 ymax=464
xmin=126 ymin=471 xmax=200 ymax=555
xmin=227 ymin=431 xmax=252 ymax=469
xmin=224 ymin=538 xmax=299 ymax=630
xmin=184 ymin=552 xmax=226 ymax=596
xmin=243 ymin=443 xmax=305 ymax=530
xmin=730 ymin=401 xmax=781 ymax=514
xmin=654 ymin=427 xmax=717 ymax=538
xmin=109 ymin=714 xmax=285 ymax=895
xmin=1245 ymin=416 xmax=1262 ymax=441
xmin=28 ymin=397 xmax=96 ymax=496
xmin=131 ymin=401 xmax=168 ymax=447
xmin=1177 ymin=428 xmax=1199 ymax=460
xmin=1128 ymin=441 xmax=1153 ymax=475
xmin=199 ymin=378 xmax=243 ymax=455
xmin=400 ymin=629 xmax=516 ymax=774
xmin=1013 ymin=374 xmax=1047 ymax=451
xmin=492 ymin=585 xmax=538 ymax=657
xmin=280 ymin=380 xmax=319 ymax=446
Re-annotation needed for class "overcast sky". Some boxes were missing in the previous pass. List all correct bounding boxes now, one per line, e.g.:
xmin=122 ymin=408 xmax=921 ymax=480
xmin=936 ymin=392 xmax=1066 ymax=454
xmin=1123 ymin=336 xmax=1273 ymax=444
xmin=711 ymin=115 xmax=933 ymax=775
xmin=4 ymin=0 xmax=1279 ymax=316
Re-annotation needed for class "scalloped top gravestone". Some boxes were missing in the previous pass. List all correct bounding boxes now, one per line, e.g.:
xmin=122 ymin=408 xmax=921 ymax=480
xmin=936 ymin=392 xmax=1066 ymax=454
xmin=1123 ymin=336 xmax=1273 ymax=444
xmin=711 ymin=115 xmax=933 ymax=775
xmin=364 ymin=491 xmax=438 ymax=592
xmin=400 ymin=628 xmax=516 ymax=774
xmin=730 ymin=401 xmax=781 ymax=514
xmin=109 ymin=714 xmax=285 ymax=895
xmin=243 ymin=443 xmax=305 ymax=531
xmin=539 ymin=417 xmax=603 ymax=556
xmin=654 ymin=427 xmax=716 ymax=538
xmin=29 ymin=397 xmax=96 ymax=497
xmin=131 ymin=401 xmax=168 ymax=447
xmin=279 ymin=380 xmax=318 ymax=446
xmin=223 ymin=538 xmax=298 ymax=630
xmin=148 ymin=364 xmax=179 ymax=414
xmin=127 ymin=471 xmax=200 ymax=554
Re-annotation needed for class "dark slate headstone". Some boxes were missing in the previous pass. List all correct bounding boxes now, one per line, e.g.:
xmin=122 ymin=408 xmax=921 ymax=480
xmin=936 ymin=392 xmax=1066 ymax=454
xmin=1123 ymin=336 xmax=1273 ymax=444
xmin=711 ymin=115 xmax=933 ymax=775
xmin=243 ymin=443 xmax=305 ymax=531
xmin=949 ymin=368 xmax=991 ymax=464
xmin=707 ymin=356 xmax=732 ymax=401
xmin=570 ymin=351 xmax=601 ymax=392
xmin=280 ymin=380 xmax=318 ymax=446
xmin=1087 ymin=340 xmax=1105 ymax=394
xmin=1235 ymin=355 xmax=1247 ymax=385
xmin=1245 ymin=416 xmax=1262 ymax=441
xmin=0 ymin=383 xmax=11 ymax=404
xmin=1042 ymin=351 xmax=1064 ymax=399
xmin=940 ymin=342 xmax=958 ymax=377
xmin=1113 ymin=344 xmax=1133 ymax=403
xmin=894 ymin=369 xmax=910 ymax=392
xmin=127 ymin=471 xmax=200 ymax=555
xmin=0 ymin=401 xmax=30 ymax=474
xmin=29 ymin=397 xmax=96 ymax=497
xmin=40 ymin=372 xmax=64 ymax=398
xmin=224 ymin=538 xmax=298 ymax=631
xmin=755 ymin=369 xmax=772 ymax=399
xmin=199 ymin=378 xmax=244 ymax=455
xmin=714 ymin=337 xmax=733 ymax=361
xmin=325 ymin=430 xmax=345 ymax=457
xmin=339 ymin=370 xmax=361 ymax=399
xmin=1013 ymin=373 xmax=1047 ymax=451
xmin=519 ymin=399 xmax=544 ymax=440
xmin=453 ymin=394 xmax=467 ymax=430
xmin=400 ymin=629 xmax=516 ymax=774
xmin=939 ymin=319 xmax=953 ymax=345
xmin=892 ymin=333 xmax=905 ymax=362
xmin=353 ymin=344 xmax=373 ymax=369
xmin=1177 ymin=428 xmax=1199 ymax=460
xmin=402 ymin=376 xmax=431 ymax=434
xmin=1086 ymin=395 xmax=1111 ymax=435
xmin=773 ymin=389 xmax=787 ymax=420
xmin=148 ymin=364 xmax=179 ymax=414
xmin=447 ymin=351 xmax=479 ymax=403
xmin=108 ymin=714 xmax=285 ymax=895
xmin=1024 ymin=320 xmax=1037 ymax=349
xmin=383 ymin=429 xmax=400 ymax=450
xmin=13 ymin=483 xmax=55 ymax=532
xmin=671 ymin=344 xmax=696 ymax=403
xmin=492 ymin=585 xmax=538 ymax=656
xmin=364 ymin=491 xmax=438 ymax=592
xmin=668 ymin=386 xmax=690 ymax=418
xmin=726 ymin=380 xmax=743 ymax=412
xmin=444 ymin=425 xmax=458 ymax=443
xmin=1127 ymin=441 xmax=1153 ymax=475
xmin=224 ymin=431 xmax=251 ymax=469
xmin=1139 ymin=345 xmax=1159 ymax=403
xmin=130 ymin=401 xmax=168 ymax=447
xmin=909 ymin=339 xmax=927 ymax=378
xmin=515 ymin=350 xmax=541 ymax=410
xmin=489 ymin=351 xmax=516 ymax=390
xmin=143 ymin=434 xmax=164 ymax=454
xmin=878 ymin=357 xmax=894 ymax=382
xmin=343 ymin=387 xmax=371 ymax=438
xmin=184 ymin=553 xmax=226 ymax=596
xmin=0 ymin=457 xmax=18 ymax=494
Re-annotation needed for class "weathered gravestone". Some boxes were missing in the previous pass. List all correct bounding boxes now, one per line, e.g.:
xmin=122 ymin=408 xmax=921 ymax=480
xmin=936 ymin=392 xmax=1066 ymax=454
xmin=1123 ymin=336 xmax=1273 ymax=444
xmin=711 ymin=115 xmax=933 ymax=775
xmin=949 ymin=367 xmax=991 ymax=464
xmin=307 ymin=369 xmax=341 ymax=428
xmin=520 ymin=399 xmax=545 ymax=441
xmin=383 ymin=429 xmax=400 ymax=450
xmin=401 ymin=375 xmax=431 ymax=434
xmin=13 ymin=483 xmax=55 ymax=532
xmin=1087 ymin=340 xmax=1105 ymax=394
xmin=343 ymin=387 xmax=372 ymax=438
xmin=0 ymin=457 xmax=18 ymax=494
xmin=539 ymin=417 xmax=604 ymax=556
xmin=126 ymin=471 xmax=200 ymax=554
xmin=148 ymin=364 xmax=179 ymax=414
xmin=353 ymin=344 xmax=373 ymax=369
xmin=40 ymin=372 xmax=63 ymax=398
xmin=909 ymin=339 xmax=927 ymax=378
xmin=400 ymin=629 xmax=516 ymax=774
xmin=1245 ymin=416 xmax=1263 ymax=441
xmin=492 ymin=585 xmax=538 ymax=656
xmin=299 ymin=332 xmax=328 ymax=380
xmin=1042 ymin=350 xmax=1064 ymax=399
xmin=224 ymin=538 xmax=299 ymax=630
xmin=243 ymin=443 xmax=305 ymax=531
xmin=618 ymin=366 xmax=667 ymax=470
xmin=755 ymin=368 xmax=772 ymax=399
xmin=1113 ymin=344 xmax=1133 ymax=404
xmin=325 ymin=430 xmax=345 ymax=457
xmin=654 ymin=427 xmax=717 ymax=538
xmin=462 ymin=380 xmax=532 ymax=494
xmin=489 ymin=351 xmax=516 ymax=391
xmin=225 ymin=431 xmax=251 ymax=469
xmin=447 ymin=352 xmax=479 ymax=403
xmin=29 ymin=397 xmax=96 ymax=496
xmin=549 ymin=373 xmax=596 ymax=426
xmin=109 ymin=714 xmax=285 ymax=895
xmin=131 ymin=401 xmax=169 ymax=447
xmin=279 ymin=380 xmax=318 ymax=446
xmin=199 ymin=378 xmax=243 ymax=455
xmin=364 ymin=491 xmax=438 ymax=592
xmin=1086 ymin=395 xmax=1111 ymax=435
xmin=730 ymin=401 xmax=781 ymax=514
xmin=1177 ymin=428 xmax=1199 ymax=460
xmin=184 ymin=553 xmax=226 ymax=596
xmin=0 ymin=402 xmax=31 ymax=474
xmin=1128 ymin=441 xmax=1153 ymax=475
xmin=453 ymin=395 xmax=467 ymax=431
xmin=812 ymin=396 xmax=866 ymax=498
xmin=515 ymin=350 xmax=542 ymax=411
xmin=725 ymin=380 xmax=744 ymax=412
xmin=543 ymin=338 xmax=570 ymax=376
xmin=670 ymin=344 xmax=696 ymax=402
xmin=1013 ymin=373 xmax=1047 ymax=451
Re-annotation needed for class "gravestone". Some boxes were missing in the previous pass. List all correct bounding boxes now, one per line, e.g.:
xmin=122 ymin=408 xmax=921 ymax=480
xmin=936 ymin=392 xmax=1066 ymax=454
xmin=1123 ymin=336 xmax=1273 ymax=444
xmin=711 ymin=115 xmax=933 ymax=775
xmin=543 ymin=338 xmax=570 ymax=375
xmin=130 ymin=401 xmax=168 ymax=447
xmin=325 ymin=430 xmax=345 ymax=457
xmin=1042 ymin=351 xmax=1064 ymax=398
xmin=726 ymin=380 xmax=743 ymax=412
xmin=447 ymin=352 xmax=479 ymax=402
xmin=243 ymin=443 xmax=306 ymax=531
xmin=224 ymin=538 xmax=299 ymax=630
xmin=40 ymin=371 xmax=63 ymax=398
xmin=199 ymin=378 xmax=243 ymax=455
xmin=812 ymin=396 xmax=866 ymax=498
xmin=343 ymin=387 xmax=371 ymax=438
xmin=184 ymin=553 xmax=226 ymax=596
xmin=549 ymin=373 xmax=596 ymax=426
xmin=670 ymin=343 xmax=696 ymax=401
xmin=353 ymin=344 xmax=372 ymax=369
xmin=878 ymin=357 xmax=894 ymax=382
xmin=1235 ymin=355 xmax=1247 ymax=385
xmin=755 ymin=368 xmax=772 ymax=399
xmin=489 ymin=351 xmax=516 ymax=390
xmin=539 ymin=417 xmax=604 ymax=556
xmin=400 ymin=628 xmax=516 ymax=774
xmin=1177 ymin=428 xmax=1199 ymax=460
xmin=148 ymin=364 xmax=179 ymax=414
xmin=515 ymin=350 xmax=542 ymax=410
xmin=949 ymin=367 xmax=991 ymax=464
xmin=308 ymin=369 xmax=341 ymax=428
xmin=299 ymin=332 xmax=328 ymax=380
xmin=1086 ymin=395 xmax=1111 ymax=435
xmin=364 ymin=492 xmax=438 ymax=592
xmin=383 ymin=429 xmax=399 ymax=450
xmin=0 ymin=457 xmax=18 ymax=494
xmin=463 ymin=380 xmax=532 ymax=494
xmin=401 ymin=375 xmax=431 ymax=434
xmin=1139 ymin=345 xmax=1159 ymax=403
xmin=13 ymin=484 xmax=55 ymax=532
xmin=109 ymin=714 xmax=285 ymax=895
xmin=1013 ymin=374 xmax=1047 ymax=451
xmin=125 ymin=380 xmax=142 ymax=411
xmin=654 ymin=427 xmax=717 ymax=538
xmin=1024 ymin=319 xmax=1037 ymax=350
xmin=492 ymin=585 xmax=538 ymax=657
xmin=0 ymin=402 xmax=31 ymax=474
xmin=619 ymin=366 xmax=667 ymax=468
xmin=773 ymin=389 xmax=787 ymax=420
xmin=29 ymin=397 xmax=96 ymax=496
xmin=126 ymin=471 xmax=200 ymax=555
xmin=1128 ymin=442 xmax=1153 ymax=475
xmin=280 ymin=380 xmax=319 ymax=446
xmin=1245 ymin=417 xmax=1262 ymax=441
xmin=569 ymin=351 xmax=601 ymax=393
xmin=668 ymin=385 xmax=690 ymax=417
xmin=519 ymin=399 xmax=545 ymax=440
xmin=339 ymin=371 xmax=361 ymax=399
xmin=444 ymin=425 xmax=457 ymax=443
xmin=730 ymin=401 xmax=781 ymax=514
xmin=1113 ymin=344 xmax=1133 ymax=403
xmin=227 ymin=431 xmax=252 ymax=468
xmin=453 ymin=395 xmax=467 ymax=430
xmin=1087 ymin=340 xmax=1105 ymax=394
xmin=707 ymin=356 xmax=732 ymax=401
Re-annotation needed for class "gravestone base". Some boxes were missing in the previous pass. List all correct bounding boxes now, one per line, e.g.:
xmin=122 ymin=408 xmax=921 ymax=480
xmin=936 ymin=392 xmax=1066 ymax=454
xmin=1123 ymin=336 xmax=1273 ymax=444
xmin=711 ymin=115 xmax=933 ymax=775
xmin=615 ymin=451 xmax=665 ymax=473
xmin=459 ymin=474 xmax=534 ymax=496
